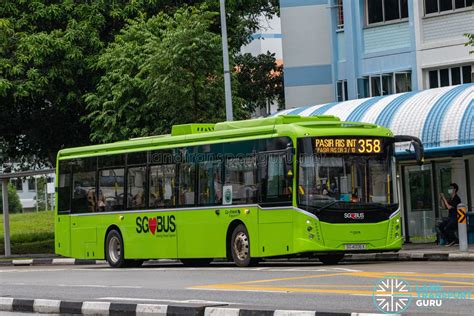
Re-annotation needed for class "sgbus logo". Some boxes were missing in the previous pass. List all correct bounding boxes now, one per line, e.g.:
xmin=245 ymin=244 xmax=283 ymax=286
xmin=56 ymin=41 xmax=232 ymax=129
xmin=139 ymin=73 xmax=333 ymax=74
xmin=344 ymin=212 xmax=364 ymax=220
xmin=136 ymin=215 xmax=176 ymax=235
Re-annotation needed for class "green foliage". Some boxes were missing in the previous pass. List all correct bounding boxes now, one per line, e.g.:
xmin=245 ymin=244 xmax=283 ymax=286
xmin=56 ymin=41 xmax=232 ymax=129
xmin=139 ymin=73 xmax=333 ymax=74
xmin=234 ymin=52 xmax=284 ymax=113
xmin=465 ymin=33 xmax=474 ymax=54
xmin=0 ymin=183 xmax=23 ymax=213
xmin=0 ymin=210 xmax=54 ymax=235
xmin=0 ymin=210 xmax=54 ymax=254
xmin=87 ymin=5 xmax=284 ymax=142
xmin=1 ymin=0 xmax=281 ymax=161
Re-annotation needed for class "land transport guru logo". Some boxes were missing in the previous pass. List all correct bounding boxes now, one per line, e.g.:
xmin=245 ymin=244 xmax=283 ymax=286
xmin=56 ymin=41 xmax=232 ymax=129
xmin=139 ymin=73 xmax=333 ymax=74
xmin=372 ymin=276 xmax=472 ymax=314
xmin=136 ymin=215 xmax=176 ymax=235
xmin=373 ymin=277 xmax=412 ymax=313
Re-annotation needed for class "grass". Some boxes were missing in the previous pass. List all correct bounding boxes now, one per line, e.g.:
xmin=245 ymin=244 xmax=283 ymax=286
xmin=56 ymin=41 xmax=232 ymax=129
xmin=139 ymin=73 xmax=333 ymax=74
xmin=0 ymin=211 xmax=54 ymax=255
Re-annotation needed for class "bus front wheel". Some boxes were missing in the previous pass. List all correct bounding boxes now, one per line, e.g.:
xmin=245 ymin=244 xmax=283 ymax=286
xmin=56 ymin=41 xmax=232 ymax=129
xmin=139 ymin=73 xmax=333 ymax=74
xmin=318 ymin=253 xmax=344 ymax=265
xmin=105 ymin=229 xmax=127 ymax=268
xmin=231 ymin=224 xmax=257 ymax=267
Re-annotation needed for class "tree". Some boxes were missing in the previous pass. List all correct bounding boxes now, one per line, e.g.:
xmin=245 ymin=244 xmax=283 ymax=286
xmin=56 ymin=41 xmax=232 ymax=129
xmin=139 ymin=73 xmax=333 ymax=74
xmin=86 ymin=5 xmax=284 ymax=143
xmin=234 ymin=52 xmax=284 ymax=114
xmin=465 ymin=33 xmax=474 ymax=54
xmin=0 ymin=182 xmax=23 ymax=214
xmin=86 ymin=6 xmax=226 ymax=142
xmin=0 ymin=0 xmax=280 ymax=162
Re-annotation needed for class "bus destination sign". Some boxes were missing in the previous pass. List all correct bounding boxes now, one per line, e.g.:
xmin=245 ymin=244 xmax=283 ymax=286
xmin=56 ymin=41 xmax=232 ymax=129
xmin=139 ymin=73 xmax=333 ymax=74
xmin=315 ymin=138 xmax=383 ymax=154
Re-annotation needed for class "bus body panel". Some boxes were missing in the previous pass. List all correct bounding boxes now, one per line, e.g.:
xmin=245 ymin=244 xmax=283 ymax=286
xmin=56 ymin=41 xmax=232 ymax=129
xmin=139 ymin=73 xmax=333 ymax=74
xmin=258 ymin=208 xmax=293 ymax=257
xmin=55 ymin=215 xmax=71 ymax=257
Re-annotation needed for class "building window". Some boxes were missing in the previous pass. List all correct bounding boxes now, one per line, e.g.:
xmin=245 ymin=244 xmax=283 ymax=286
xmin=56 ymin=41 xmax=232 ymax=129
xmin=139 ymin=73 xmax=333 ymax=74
xmin=424 ymin=0 xmax=472 ymax=15
xmin=337 ymin=0 xmax=344 ymax=30
xmin=28 ymin=178 xmax=36 ymax=191
xmin=336 ymin=80 xmax=348 ymax=101
xmin=428 ymin=65 xmax=472 ymax=88
xmin=10 ymin=178 xmax=23 ymax=192
xmin=367 ymin=0 xmax=409 ymax=25
xmin=358 ymin=72 xmax=412 ymax=98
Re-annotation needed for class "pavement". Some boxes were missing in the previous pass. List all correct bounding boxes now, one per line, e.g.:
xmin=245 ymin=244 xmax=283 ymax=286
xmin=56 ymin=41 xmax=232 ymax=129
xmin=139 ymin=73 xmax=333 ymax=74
xmin=1 ymin=243 xmax=473 ymax=267
xmin=0 ymin=261 xmax=472 ymax=315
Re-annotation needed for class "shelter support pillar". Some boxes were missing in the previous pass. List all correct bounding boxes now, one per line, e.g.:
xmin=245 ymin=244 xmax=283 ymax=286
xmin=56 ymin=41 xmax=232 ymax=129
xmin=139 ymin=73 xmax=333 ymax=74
xmin=2 ymin=178 xmax=11 ymax=257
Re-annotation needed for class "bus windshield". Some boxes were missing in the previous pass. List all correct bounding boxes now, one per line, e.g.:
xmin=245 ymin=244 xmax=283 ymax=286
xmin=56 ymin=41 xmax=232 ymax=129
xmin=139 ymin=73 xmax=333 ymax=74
xmin=297 ymin=137 xmax=396 ymax=212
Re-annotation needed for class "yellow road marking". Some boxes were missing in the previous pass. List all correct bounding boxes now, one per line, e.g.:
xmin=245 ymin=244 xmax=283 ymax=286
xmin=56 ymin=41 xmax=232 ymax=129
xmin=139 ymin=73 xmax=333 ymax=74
xmin=348 ymin=272 xmax=474 ymax=279
xmin=288 ymin=284 xmax=474 ymax=288
xmin=235 ymin=272 xmax=351 ymax=284
xmin=193 ymin=284 xmax=419 ymax=296
xmin=191 ymin=270 xmax=474 ymax=295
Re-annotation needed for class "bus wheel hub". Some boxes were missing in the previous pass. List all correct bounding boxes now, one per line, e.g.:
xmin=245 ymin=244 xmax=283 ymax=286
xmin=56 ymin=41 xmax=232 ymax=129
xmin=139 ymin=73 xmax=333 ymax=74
xmin=234 ymin=232 xmax=249 ymax=260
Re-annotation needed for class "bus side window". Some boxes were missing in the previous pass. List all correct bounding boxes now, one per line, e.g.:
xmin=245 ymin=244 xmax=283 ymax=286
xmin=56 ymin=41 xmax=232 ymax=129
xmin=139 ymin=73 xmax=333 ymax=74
xmin=127 ymin=166 xmax=146 ymax=209
xmin=178 ymin=163 xmax=196 ymax=206
xmin=58 ymin=160 xmax=72 ymax=214
xmin=149 ymin=164 xmax=176 ymax=208
xmin=198 ymin=160 xmax=222 ymax=206
xmin=126 ymin=151 xmax=148 ymax=210
xmin=260 ymin=153 xmax=292 ymax=204
xmin=98 ymin=154 xmax=125 ymax=212
xmin=98 ymin=168 xmax=125 ymax=212
xmin=71 ymin=157 xmax=97 ymax=214
xmin=225 ymin=156 xmax=258 ymax=205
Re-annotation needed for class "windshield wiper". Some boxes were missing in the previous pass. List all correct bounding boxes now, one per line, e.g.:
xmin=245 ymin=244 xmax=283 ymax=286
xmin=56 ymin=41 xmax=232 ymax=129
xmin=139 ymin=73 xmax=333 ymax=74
xmin=315 ymin=200 xmax=340 ymax=212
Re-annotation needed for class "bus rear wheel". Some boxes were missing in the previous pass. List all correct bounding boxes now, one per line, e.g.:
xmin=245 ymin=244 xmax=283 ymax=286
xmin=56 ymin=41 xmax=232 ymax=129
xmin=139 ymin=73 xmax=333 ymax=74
xmin=105 ymin=229 xmax=127 ymax=268
xmin=318 ymin=253 xmax=344 ymax=265
xmin=231 ymin=224 xmax=257 ymax=267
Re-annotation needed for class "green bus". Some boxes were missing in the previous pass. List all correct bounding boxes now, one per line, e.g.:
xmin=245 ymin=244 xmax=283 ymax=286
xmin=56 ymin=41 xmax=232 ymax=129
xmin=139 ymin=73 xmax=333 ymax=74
xmin=55 ymin=115 xmax=423 ymax=267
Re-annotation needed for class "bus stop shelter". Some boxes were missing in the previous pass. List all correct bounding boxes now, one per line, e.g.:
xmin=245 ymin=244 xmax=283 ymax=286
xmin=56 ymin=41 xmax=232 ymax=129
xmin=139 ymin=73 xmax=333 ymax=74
xmin=1 ymin=169 xmax=55 ymax=257
xmin=272 ymin=83 xmax=474 ymax=243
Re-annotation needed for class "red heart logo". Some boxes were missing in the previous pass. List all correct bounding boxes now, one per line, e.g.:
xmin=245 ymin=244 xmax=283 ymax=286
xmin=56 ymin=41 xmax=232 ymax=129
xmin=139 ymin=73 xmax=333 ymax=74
xmin=149 ymin=217 xmax=157 ymax=235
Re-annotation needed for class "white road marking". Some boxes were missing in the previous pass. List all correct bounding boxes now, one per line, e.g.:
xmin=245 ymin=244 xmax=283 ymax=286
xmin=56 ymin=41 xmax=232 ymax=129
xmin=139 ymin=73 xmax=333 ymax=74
xmin=330 ymin=268 xmax=362 ymax=272
xmin=0 ymin=266 xmax=363 ymax=273
xmin=98 ymin=297 xmax=235 ymax=305
xmin=1 ymin=282 xmax=141 ymax=289
xmin=187 ymin=287 xmax=288 ymax=293
xmin=57 ymin=284 xmax=142 ymax=289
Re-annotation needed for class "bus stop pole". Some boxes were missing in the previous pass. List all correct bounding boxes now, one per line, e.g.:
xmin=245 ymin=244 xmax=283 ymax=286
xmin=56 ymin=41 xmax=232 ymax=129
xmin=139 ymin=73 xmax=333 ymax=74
xmin=457 ymin=204 xmax=468 ymax=252
xmin=219 ymin=0 xmax=233 ymax=121
xmin=2 ymin=178 xmax=11 ymax=257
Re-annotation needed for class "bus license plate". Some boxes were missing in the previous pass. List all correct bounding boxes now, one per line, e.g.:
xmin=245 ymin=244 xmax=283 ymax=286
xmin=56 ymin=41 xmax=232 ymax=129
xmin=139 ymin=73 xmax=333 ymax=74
xmin=344 ymin=244 xmax=367 ymax=250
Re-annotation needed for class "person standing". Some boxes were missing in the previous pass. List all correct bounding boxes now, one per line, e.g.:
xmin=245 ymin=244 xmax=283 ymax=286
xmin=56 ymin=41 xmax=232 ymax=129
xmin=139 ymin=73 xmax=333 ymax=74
xmin=438 ymin=183 xmax=461 ymax=246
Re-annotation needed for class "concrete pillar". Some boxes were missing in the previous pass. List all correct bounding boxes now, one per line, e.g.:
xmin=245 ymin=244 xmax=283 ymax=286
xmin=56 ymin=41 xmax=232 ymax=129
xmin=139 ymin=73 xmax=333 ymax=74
xmin=2 ymin=179 xmax=11 ymax=257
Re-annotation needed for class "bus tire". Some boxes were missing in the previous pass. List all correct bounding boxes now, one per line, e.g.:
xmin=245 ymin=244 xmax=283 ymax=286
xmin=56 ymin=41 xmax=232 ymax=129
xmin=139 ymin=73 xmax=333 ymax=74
xmin=180 ymin=259 xmax=212 ymax=267
xmin=318 ymin=253 xmax=344 ymax=265
xmin=105 ymin=229 xmax=127 ymax=268
xmin=231 ymin=224 xmax=256 ymax=267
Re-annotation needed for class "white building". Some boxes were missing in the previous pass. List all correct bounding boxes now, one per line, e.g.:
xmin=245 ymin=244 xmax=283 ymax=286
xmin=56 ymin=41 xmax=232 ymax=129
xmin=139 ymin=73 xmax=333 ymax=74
xmin=279 ymin=0 xmax=473 ymax=108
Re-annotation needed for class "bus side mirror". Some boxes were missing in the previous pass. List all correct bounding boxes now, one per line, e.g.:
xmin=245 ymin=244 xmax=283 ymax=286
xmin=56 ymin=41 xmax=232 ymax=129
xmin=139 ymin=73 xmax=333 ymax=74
xmin=394 ymin=135 xmax=424 ymax=166
xmin=412 ymin=141 xmax=424 ymax=166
